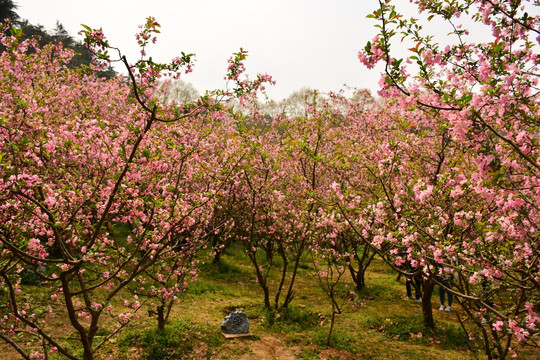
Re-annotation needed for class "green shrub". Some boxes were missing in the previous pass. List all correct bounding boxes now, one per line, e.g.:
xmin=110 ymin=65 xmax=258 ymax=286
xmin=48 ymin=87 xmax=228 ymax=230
xmin=19 ymin=268 xmax=42 ymax=285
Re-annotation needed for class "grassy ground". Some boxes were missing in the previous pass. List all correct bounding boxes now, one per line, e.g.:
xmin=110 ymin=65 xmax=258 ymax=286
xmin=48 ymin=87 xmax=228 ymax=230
xmin=105 ymin=244 xmax=480 ymax=360
xmin=2 ymin=243 xmax=537 ymax=359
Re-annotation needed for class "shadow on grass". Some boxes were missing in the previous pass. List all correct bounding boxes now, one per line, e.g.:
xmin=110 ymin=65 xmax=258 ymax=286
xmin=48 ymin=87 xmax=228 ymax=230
xmin=367 ymin=315 xmax=469 ymax=349
xmin=198 ymin=257 xmax=252 ymax=282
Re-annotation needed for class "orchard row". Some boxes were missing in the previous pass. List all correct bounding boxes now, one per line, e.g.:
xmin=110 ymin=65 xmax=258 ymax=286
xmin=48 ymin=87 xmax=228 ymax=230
xmin=0 ymin=1 xmax=538 ymax=359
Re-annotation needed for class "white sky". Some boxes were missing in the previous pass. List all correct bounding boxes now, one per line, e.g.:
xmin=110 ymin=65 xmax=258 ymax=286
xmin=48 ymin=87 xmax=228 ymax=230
xmin=17 ymin=0 xmax=391 ymax=100
xmin=18 ymin=0 xmax=501 ymax=102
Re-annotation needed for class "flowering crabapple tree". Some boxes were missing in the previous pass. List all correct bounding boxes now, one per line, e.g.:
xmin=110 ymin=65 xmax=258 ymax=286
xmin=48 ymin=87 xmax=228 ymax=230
xmin=266 ymin=92 xmax=354 ymax=312
xmin=355 ymin=0 xmax=539 ymax=358
xmin=310 ymin=230 xmax=348 ymax=347
xmin=344 ymin=90 xmax=536 ymax=359
xmin=0 ymin=21 xmax=198 ymax=360
xmin=120 ymin=111 xmax=244 ymax=331
xmin=319 ymin=83 xmax=536 ymax=357
xmin=330 ymin=91 xmax=520 ymax=358
xmin=224 ymin=114 xmax=298 ymax=311
xmin=0 ymin=17 xmax=273 ymax=360
xmin=221 ymin=90 xmax=330 ymax=311
xmin=312 ymin=91 xmax=386 ymax=293
xmin=333 ymin=98 xmax=464 ymax=327
xmin=290 ymin=90 xmax=392 ymax=344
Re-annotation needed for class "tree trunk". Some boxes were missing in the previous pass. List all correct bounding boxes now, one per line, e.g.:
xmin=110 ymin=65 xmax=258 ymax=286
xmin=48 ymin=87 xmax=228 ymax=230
xmin=212 ymin=249 xmax=222 ymax=264
xmin=274 ymin=250 xmax=288 ymax=310
xmin=421 ymin=279 xmax=435 ymax=328
xmin=263 ymin=286 xmax=271 ymax=309
xmin=355 ymin=270 xmax=365 ymax=292
xmin=212 ymin=234 xmax=222 ymax=264
xmin=326 ymin=305 xmax=336 ymax=347
xmin=157 ymin=304 xmax=166 ymax=331
xmin=282 ymin=238 xmax=306 ymax=309
xmin=83 ymin=348 xmax=93 ymax=360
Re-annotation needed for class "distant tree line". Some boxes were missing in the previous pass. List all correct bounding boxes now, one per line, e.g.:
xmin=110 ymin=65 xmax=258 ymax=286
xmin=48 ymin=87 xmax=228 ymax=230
xmin=0 ymin=0 xmax=116 ymax=78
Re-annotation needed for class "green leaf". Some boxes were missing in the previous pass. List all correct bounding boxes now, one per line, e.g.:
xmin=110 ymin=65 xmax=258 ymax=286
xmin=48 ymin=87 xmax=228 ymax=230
xmin=10 ymin=27 xmax=22 ymax=37
xmin=443 ymin=93 xmax=449 ymax=102
xmin=460 ymin=93 xmax=473 ymax=104
xmin=364 ymin=41 xmax=372 ymax=53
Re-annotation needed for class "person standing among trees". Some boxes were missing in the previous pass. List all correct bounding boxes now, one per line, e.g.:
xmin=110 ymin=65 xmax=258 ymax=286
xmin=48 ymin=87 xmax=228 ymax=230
xmin=438 ymin=276 xmax=453 ymax=311
xmin=405 ymin=265 xmax=422 ymax=303
xmin=439 ymin=257 xmax=460 ymax=312
xmin=399 ymin=252 xmax=422 ymax=302
xmin=438 ymin=266 xmax=459 ymax=312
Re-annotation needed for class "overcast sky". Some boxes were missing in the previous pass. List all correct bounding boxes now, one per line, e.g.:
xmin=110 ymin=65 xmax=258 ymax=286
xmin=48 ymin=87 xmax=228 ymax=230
xmin=15 ymin=1 xmax=504 ymax=101
xmin=16 ymin=0 xmax=396 ymax=100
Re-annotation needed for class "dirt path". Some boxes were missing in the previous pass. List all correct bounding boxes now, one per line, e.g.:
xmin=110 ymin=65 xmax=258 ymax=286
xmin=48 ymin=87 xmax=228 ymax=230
xmin=213 ymin=333 xmax=298 ymax=360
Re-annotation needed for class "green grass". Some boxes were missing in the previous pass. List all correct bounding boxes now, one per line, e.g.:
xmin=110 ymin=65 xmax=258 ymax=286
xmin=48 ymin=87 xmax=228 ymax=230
xmin=186 ymin=279 xmax=225 ymax=295
xmin=255 ymin=303 xmax=317 ymax=330
xmin=366 ymin=314 xmax=469 ymax=350
xmin=173 ymin=251 xmax=475 ymax=359
xmin=298 ymin=347 xmax=321 ymax=359
xmin=2 ymin=246 xmax=505 ymax=360
xmin=367 ymin=315 xmax=432 ymax=343
xmin=312 ymin=329 xmax=358 ymax=353
xmin=120 ymin=320 xmax=223 ymax=360
xmin=439 ymin=323 xmax=470 ymax=349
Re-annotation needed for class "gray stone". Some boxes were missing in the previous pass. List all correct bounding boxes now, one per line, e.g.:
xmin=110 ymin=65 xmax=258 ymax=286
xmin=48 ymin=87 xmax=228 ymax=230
xmin=221 ymin=311 xmax=250 ymax=334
